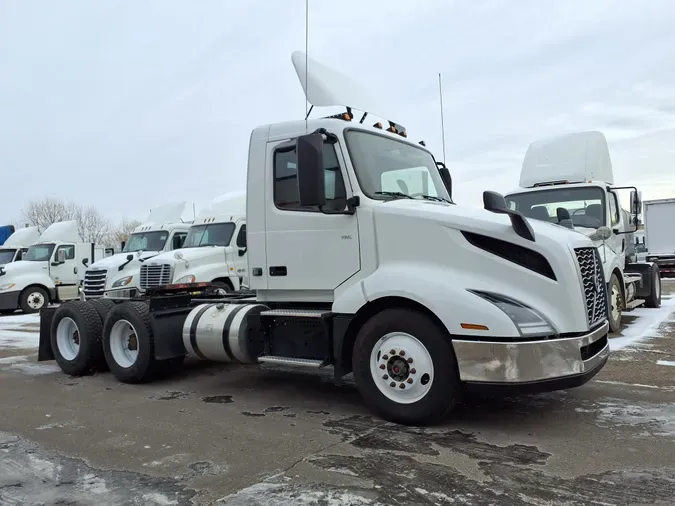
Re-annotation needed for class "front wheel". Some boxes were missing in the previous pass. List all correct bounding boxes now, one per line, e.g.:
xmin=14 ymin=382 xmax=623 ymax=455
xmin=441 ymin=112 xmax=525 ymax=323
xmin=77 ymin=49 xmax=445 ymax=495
xmin=608 ymin=274 xmax=623 ymax=333
xmin=20 ymin=286 xmax=48 ymax=313
xmin=352 ymin=308 xmax=460 ymax=426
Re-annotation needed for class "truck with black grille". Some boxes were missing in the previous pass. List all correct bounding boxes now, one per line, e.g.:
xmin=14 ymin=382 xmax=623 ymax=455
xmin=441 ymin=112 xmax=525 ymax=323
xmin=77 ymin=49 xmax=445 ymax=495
xmin=505 ymin=131 xmax=661 ymax=334
xmin=36 ymin=52 xmax=610 ymax=426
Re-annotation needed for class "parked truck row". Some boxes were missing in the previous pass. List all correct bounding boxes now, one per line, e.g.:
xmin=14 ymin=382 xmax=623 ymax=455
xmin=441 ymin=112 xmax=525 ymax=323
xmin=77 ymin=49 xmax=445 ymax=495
xmin=31 ymin=51 xmax=614 ymax=425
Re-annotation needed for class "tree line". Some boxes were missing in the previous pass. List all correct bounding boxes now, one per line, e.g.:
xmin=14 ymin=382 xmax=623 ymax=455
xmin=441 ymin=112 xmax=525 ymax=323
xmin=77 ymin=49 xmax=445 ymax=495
xmin=11 ymin=197 xmax=143 ymax=250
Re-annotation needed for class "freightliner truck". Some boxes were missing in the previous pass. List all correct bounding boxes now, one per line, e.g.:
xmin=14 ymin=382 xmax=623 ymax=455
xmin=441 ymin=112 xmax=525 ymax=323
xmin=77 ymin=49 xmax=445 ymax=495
xmin=37 ymin=52 xmax=610 ymax=425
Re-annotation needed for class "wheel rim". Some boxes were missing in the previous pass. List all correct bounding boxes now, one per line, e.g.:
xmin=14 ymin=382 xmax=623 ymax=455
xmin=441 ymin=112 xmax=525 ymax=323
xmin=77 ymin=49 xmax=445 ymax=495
xmin=27 ymin=291 xmax=45 ymax=310
xmin=610 ymin=284 xmax=621 ymax=323
xmin=109 ymin=319 xmax=139 ymax=368
xmin=369 ymin=332 xmax=434 ymax=404
xmin=56 ymin=317 xmax=80 ymax=361
xmin=654 ymin=273 xmax=661 ymax=300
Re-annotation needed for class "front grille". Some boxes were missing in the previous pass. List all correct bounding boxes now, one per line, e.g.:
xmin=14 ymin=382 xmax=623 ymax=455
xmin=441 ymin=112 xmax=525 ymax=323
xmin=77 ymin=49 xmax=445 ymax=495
xmin=574 ymin=247 xmax=608 ymax=325
xmin=83 ymin=268 xmax=107 ymax=298
xmin=140 ymin=263 xmax=173 ymax=290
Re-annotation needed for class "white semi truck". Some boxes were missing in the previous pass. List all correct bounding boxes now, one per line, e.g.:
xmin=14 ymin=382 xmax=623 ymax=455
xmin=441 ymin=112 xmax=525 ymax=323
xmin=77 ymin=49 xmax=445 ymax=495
xmin=37 ymin=51 xmax=609 ymax=426
xmin=138 ymin=192 xmax=247 ymax=294
xmin=82 ymin=202 xmax=192 ymax=300
xmin=0 ymin=220 xmax=111 ymax=314
xmin=505 ymin=131 xmax=661 ymax=333
xmin=0 ymin=226 xmax=41 ymax=267
xmin=642 ymin=198 xmax=675 ymax=277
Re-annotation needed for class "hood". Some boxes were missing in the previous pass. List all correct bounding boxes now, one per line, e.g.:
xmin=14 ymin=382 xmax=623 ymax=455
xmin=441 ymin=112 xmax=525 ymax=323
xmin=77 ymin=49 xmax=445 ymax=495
xmin=0 ymin=260 xmax=48 ymax=277
xmin=146 ymin=246 xmax=227 ymax=266
xmin=374 ymin=200 xmax=594 ymax=249
xmin=87 ymin=250 xmax=162 ymax=270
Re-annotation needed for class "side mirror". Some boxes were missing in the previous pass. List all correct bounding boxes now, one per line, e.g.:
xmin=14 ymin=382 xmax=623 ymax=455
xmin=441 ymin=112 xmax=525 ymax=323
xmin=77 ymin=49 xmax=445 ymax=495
xmin=438 ymin=164 xmax=452 ymax=201
xmin=57 ymin=249 xmax=66 ymax=263
xmin=556 ymin=207 xmax=574 ymax=230
xmin=483 ymin=190 xmax=535 ymax=242
xmin=238 ymin=247 xmax=247 ymax=257
xmin=126 ymin=254 xmax=133 ymax=261
xmin=82 ymin=257 xmax=89 ymax=267
xmin=121 ymin=241 xmax=126 ymax=251
xmin=483 ymin=191 xmax=508 ymax=213
xmin=630 ymin=190 xmax=642 ymax=216
xmin=296 ymin=133 xmax=326 ymax=207
xmin=592 ymin=226 xmax=613 ymax=241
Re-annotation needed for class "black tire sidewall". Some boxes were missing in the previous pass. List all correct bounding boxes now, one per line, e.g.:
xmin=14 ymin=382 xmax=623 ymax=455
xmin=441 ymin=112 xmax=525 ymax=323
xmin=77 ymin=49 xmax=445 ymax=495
xmin=648 ymin=265 xmax=661 ymax=307
xmin=20 ymin=286 xmax=48 ymax=313
xmin=352 ymin=308 xmax=460 ymax=425
xmin=102 ymin=303 xmax=155 ymax=383
xmin=49 ymin=302 xmax=103 ymax=376
xmin=608 ymin=274 xmax=622 ymax=332
xmin=212 ymin=280 xmax=232 ymax=292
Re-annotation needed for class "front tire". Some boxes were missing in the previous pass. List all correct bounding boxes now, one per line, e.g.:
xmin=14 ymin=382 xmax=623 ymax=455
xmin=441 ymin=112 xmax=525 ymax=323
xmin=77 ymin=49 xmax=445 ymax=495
xmin=645 ymin=264 xmax=661 ymax=308
xmin=20 ymin=286 xmax=48 ymax=313
xmin=608 ymin=274 xmax=623 ymax=333
xmin=352 ymin=308 xmax=460 ymax=426
xmin=50 ymin=301 xmax=105 ymax=376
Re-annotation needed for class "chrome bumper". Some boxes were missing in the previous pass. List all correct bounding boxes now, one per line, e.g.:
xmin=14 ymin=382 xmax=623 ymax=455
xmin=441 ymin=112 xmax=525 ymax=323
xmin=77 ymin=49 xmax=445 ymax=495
xmin=452 ymin=320 xmax=609 ymax=384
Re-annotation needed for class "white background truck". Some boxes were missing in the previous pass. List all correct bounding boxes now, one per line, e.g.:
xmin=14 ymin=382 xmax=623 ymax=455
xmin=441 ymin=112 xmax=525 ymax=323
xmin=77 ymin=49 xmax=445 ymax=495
xmin=504 ymin=131 xmax=661 ymax=333
xmin=0 ymin=220 xmax=111 ymax=314
xmin=83 ymin=201 xmax=193 ymax=300
xmin=643 ymin=198 xmax=675 ymax=277
xmin=138 ymin=192 xmax=247 ymax=294
xmin=38 ymin=51 xmax=609 ymax=426
xmin=0 ymin=226 xmax=41 ymax=266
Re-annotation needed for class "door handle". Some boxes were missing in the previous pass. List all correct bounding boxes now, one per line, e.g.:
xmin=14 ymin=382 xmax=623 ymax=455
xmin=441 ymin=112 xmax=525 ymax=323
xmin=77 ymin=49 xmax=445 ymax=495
xmin=269 ymin=266 xmax=287 ymax=276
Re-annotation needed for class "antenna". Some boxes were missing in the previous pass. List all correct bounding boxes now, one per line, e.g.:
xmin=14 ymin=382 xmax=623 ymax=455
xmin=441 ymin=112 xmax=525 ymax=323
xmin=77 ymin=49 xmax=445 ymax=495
xmin=304 ymin=0 xmax=310 ymax=123
xmin=438 ymin=73 xmax=447 ymax=163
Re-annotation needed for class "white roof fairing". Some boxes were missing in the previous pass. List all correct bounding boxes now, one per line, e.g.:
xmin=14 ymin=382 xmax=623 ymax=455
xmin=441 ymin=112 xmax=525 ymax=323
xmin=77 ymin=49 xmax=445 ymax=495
xmin=3 ymin=226 xmax=41 ymax=248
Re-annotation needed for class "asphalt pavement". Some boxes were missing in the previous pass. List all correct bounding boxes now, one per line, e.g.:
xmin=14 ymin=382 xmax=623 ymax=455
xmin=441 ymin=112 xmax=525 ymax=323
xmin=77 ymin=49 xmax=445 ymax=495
xmin=1 ymin=283 xmax=674 ymax=505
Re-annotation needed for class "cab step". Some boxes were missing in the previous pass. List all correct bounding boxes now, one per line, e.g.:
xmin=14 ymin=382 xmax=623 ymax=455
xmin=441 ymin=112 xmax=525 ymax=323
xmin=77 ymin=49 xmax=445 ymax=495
xmin=257 ymin=355 xmax=325 ymax=367
xmin=624 ymin=298 xmax=645 ymax=310
xmin=260 ymin=309 xmax=329 ymax=318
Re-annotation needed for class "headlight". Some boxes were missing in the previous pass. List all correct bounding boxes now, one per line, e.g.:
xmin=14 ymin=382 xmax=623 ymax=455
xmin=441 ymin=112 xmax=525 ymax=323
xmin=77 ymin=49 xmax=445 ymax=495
xmin=111 ymin=276 xmax=133 ymax=288
xmin=469 ymin=290 xmax=558 ymax=338
xmin=0 ymin=283 xmax=16 ymax=291
xmin=175 ymin=274 xmax=196 ymax=284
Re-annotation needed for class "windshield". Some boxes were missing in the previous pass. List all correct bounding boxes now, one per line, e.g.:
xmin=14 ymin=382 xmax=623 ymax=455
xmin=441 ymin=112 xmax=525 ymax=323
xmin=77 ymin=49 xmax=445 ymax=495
xmin=505 ymin=187 xmax=606 ymax=229
xmin=344 ymin=130 xmax=450 ymax=202
xmin=24 ymin=243 xmax=55 ymax=261
xmin=123 ymin=231 xmax=169 ymax=252
xmin=183 ymin=223 xmax=235 ymax=248
xmin=0 ymin=249 xmax=16 ymax=264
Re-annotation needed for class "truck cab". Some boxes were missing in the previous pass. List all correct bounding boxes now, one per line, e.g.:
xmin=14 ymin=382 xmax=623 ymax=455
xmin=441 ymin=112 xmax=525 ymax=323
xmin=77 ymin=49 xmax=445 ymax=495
xmin=0 ymin=220 xmax=109 ymax=314
xmin=504 ymin=131 xmax=661 ymax=332
xmin=83 ymin=202 xmax=192 ymax=299
xmin=138 ymin=192 xmax=247 ymax=293
xmin=0 ymin=226 xmax=41 ymax=267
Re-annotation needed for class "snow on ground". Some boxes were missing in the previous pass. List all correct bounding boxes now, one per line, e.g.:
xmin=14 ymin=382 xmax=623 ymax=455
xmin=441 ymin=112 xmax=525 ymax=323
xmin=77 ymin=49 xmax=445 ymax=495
xmin=0 ymin=312 xmax=40 ymax=349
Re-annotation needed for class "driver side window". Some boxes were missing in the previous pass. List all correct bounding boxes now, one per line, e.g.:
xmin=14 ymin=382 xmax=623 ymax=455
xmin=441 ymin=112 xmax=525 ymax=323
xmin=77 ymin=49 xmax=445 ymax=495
xmin=56 ymin=245 xmax=75 ymax=260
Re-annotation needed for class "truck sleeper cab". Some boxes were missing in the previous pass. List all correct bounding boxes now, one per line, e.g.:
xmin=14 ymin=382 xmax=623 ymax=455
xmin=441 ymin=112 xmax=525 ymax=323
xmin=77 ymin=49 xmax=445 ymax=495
xmin=37 ymin=52 xmax=609 ymax=426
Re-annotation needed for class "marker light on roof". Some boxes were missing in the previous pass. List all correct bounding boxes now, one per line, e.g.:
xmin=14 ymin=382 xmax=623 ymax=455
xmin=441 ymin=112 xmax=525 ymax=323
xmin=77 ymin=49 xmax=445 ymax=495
xmin=373 ymin=122 xmax=382 ymax=129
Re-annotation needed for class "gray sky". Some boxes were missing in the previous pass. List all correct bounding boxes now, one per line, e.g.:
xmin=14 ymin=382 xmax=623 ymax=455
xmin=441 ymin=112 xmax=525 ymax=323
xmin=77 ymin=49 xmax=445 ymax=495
xmin=1 ymin=0 xmax=674 ymax=224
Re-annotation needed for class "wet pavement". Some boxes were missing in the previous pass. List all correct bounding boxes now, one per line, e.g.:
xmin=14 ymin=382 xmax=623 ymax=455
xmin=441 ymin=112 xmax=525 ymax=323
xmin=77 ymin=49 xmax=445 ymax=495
xmin=1 ymin=283 xmax=674 ymax=505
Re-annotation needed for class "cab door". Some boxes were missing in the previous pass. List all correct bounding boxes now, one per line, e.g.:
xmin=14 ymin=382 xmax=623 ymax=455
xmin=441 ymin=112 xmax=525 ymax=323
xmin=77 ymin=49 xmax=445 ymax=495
xmin=49 ymin=244 xmax=79 ymax=285
xmin=233 ymin=222 xmax=248 ymax=282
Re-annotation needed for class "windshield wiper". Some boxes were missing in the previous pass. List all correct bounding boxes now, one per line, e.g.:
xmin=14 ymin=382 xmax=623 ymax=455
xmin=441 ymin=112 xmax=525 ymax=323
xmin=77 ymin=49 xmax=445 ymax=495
xmin=417 ymin=194 xmax=453 ymax=203
xmin=374 ymin=191 xmax=414 ymax=200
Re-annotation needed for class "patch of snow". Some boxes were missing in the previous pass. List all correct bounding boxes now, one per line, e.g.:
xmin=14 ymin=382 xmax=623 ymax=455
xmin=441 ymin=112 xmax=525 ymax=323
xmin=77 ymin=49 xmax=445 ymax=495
xmin=0 ymin=355 xmax=27 ymax=364
xmin=610 ymin=296 xmax=675 ymax=351
xmin=81 ymin=473 xmax=110 ymax=495
xmin=0 ymin=330 xmax=39 ymax=349
xmin=324 ymin=467 xmax=359 ymax=477
xmin=595 ymin=380 xmax=675 ymax=392
xmin=217 ymin=481 xmax=382 ymax=505
xmin=7 ymin=362 xmax=60 ymax=375
xmin=580 ymin=398 xmax=675 ymax=437
xmin=0 ymin=313 xmax=40 ymax=324
xmin=656 ymin=360 xmax=675 ymax=367
xmin=141 ymin=493 xmax=179 ymax=505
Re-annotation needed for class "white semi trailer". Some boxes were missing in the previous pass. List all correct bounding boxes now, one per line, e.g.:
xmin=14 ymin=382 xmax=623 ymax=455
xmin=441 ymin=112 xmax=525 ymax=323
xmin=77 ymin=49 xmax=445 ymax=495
xmin=37 ymin=51 xmax=609 ymax=425
xmin=505 ymin=131 xmax=661 ymax=333
xmin=643 ymin=198 xmax=675 ymax=277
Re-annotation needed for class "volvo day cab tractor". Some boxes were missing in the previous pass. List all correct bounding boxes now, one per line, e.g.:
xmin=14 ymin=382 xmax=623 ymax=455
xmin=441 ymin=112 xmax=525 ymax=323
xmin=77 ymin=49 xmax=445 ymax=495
xmin=138 ymin=192 xmax=247 ymax=294
xmin=83 ymin=201 xmax=192 ymax=300
xmin=504 ymin=131 xmax=661 ymax=333
xmin=0 ymin=220 xmax=111 ymax=314
xmin=0 ymin=226 xmax=41 ymax=267
xmin=39 ymin=51 xmax=610 ymax=426
xmin=642 ymin=198 xmax=675 ymax=277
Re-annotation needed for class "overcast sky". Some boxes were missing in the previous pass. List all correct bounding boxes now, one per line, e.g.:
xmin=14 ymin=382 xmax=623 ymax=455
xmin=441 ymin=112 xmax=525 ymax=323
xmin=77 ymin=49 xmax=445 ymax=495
xmin=1 ymin=0 xmax=674 ymax=224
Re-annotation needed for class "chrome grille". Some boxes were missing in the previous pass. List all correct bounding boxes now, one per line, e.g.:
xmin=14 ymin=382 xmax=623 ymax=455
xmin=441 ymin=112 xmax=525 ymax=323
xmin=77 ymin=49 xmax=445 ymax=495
xmin=140 ymin=263 xmax=173 ymax=290
xmin=574 ymin=247 xmax=608 ymax=325
xmin=83 ymin=268 xmax=107 ymax=298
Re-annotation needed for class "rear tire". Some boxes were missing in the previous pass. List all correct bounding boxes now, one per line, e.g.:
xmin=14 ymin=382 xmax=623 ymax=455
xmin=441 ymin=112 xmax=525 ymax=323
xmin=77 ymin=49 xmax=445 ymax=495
xmin=102 ymin=302 xmax=181 ymax=383
xmin=645 ymin=264 xmax=661 ymax=308
xmin=20 ymin=286 xmax=48 ymax=314
xmin=212 ymin=280 xmax=232 ymax=293
xmin=608 ymin=274 xmax=623 ymax=333
xmin=88 ymin=298 xmax=117 ymax=371
xmin=352 ymin=308 xmax=460 ymax=426
xmin=50 ymin=301 xmax=105 ymax=376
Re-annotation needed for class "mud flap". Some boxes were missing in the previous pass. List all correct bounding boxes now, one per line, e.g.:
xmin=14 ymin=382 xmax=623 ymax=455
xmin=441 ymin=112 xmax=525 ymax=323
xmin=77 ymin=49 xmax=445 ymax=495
xmin=37 ymin=306 xmax=56 ymax=362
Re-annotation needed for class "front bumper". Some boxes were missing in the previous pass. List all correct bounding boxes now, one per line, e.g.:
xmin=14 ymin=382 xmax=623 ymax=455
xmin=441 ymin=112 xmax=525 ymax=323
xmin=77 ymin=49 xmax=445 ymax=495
xmin=0 ymin=290 xmax=20 ymax=311
xmin=452 ymin=320 xmax=609 ymax=393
